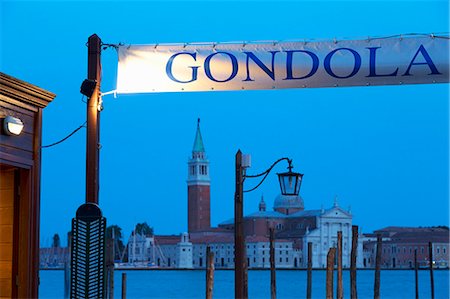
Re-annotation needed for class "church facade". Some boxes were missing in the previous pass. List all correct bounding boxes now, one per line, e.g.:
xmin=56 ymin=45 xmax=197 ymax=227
xmin=131 ymin=120 xmax=363 ymax=268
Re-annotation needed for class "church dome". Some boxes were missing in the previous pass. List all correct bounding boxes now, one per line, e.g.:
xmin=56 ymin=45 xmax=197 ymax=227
xmin=273 ymin=194 xmax=304 ymax=210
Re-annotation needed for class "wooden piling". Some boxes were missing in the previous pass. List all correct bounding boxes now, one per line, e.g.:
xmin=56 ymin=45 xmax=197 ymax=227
xmin=121 ymin=273 xmax=127 ymax=299
xmin=326 ymin=247 xmax=336 ymax=299
xmin=307 ymin=242 xmax=312 ymax=299
xmin=374 ymin=234 xmax=382 ymax=299
xmin=337 ymin=231 xmax=343 ymax=299
xmin=350 ymin=225 xmax=358 ymax=299
xmin=234 ymin=150 xmax=247 ymax=299
xmin=269 ymin=228 xmax=276 ymax=299
xmin=428 ymin=242 xmax=434 ymax=299
xmin=107 ymin=238 xmax=114 ymax=299
xmin=414 ymin=249 xmax=419 ymax=299
xmin=206 ymin=246 xmax=215 ymax=299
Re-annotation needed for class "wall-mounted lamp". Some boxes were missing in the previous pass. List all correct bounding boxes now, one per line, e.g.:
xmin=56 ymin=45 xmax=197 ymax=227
xmin=80 ymin=79 xmax=97 ymax=98
xmin=3 ymin=115 xmax=24 ymax=136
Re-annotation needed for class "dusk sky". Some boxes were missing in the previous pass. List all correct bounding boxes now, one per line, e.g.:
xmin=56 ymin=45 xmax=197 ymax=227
xmin=1 ymin=0 xmax=448 ymax=247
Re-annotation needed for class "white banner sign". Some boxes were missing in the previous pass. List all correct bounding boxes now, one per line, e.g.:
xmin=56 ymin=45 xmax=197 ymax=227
xmin=116 ymin=35 xmax=449 ymax=93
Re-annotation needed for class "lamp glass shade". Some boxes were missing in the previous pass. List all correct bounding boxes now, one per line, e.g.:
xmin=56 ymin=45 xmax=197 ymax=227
xmin=4 ymin=116 xmax=24 ymax=136
xmin=277 ymin=171 xmax=303 ymax=196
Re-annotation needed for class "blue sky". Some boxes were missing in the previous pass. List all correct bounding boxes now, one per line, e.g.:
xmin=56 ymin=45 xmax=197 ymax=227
xmin=1 ymin=0 xmax=449 ymax=246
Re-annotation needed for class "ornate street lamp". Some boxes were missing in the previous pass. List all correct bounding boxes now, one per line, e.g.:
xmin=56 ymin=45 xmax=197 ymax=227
xmin=277 ymin=160 xmax=303 ymax=196
xmin=234 ymin=151 xmax=303 ymax=299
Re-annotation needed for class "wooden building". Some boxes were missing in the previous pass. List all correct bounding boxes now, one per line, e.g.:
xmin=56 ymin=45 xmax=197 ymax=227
xmin=0 ymin=72 xmax=55 ymax=298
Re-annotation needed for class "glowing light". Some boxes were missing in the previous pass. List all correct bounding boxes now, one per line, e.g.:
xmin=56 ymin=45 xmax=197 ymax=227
xmin=3 ymin=116 xmax=24 ymax=136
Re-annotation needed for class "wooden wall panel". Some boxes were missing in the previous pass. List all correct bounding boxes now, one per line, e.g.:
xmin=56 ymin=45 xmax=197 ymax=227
xmin=0 ymin=169 xmax=14 ymax=299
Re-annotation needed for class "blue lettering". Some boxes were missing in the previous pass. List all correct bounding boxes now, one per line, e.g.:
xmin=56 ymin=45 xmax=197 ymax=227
xmin=403 ymin=45 xmax=441 ymax=76
xmin=283 ymin=50 xmax=319 ymax=80
xmin=324 ymin=48 xmax=361 ymax=79
xmin=366 ymin=47 xmax=398 ymax=77
xmin=204 ymin=52 xmax=238 ymax=82
xmin=243 ymin=51 xmax=279 ymax=81
xmin=166 ymin=52 xmax=199 ymax=83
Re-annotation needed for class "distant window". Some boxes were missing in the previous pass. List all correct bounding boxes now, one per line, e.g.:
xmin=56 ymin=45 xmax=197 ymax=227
xmin=182 ymin=248 xmax=186 ymax=252
xmin=437 ymin=247 xmax=440 ymax=254
xmin=263 ymin=257 xmax=265 ymax=263
xmin=444 ymin=247 xmax=447 ymax=254
xmin=286 ymin=257 xmax=289 ymax=263
xmin=421 ymin=247 xmax=424 ymax=254
xmin=279 ymin=257 xmax=282 ymax=263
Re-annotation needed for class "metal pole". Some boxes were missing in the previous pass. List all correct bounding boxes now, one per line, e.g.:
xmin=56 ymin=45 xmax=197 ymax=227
xmin=326 ymin=247 xmax=336 ymax=299
xmin=86 ymin=34 xmax=101 ymax=204
xmin=234 ymin=150 xmax=247 ymax=299
xmin=428 ymin=242 xmax=434 ymax=299
xmin=337 ymin=231 xmax=343 ymax=299
xmin=307 ymin=242 xmax=312 ymax=299
xmin=374 ymin=234 xmax=382 ymax=299
xmin=350 ymin=226 xmax=358 ymax=299
xmin=269 ymin=228 xmax=276 ymax=299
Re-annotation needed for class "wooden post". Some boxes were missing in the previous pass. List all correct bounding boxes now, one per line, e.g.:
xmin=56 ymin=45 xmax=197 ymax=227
xmin=86 ymin=34 xmax=101 ymax=204
xmin=428 ymin=242 xmax=434 ymax=299
xmin=337 ymin=231 xmax=343 ymax=299
xmin=107 ymin=238 xmax=114 ymax=299
xmin=350 ymin=226 xmax=358 ymax=299
xmin=307 ymin=242 xmax=312 ymax=299
xmin=64 ymin=233 xmax=72 ymax=298
xmin=326 ymin=247 xmax=336 ymax=299
xmin=414 ymin=249 xmax=419 ymax=299
xmin=269 ymin=228 xmax=276 ymax=299
xmin=121 ymin=273 xmax=127 ymax=299
xmin=374 ymin=234 xmax=382 ymax=299
xmin=206 ymin=246 xmax=215 ymax=299
xmin=234 ymin=150 xmax=247 ymax=299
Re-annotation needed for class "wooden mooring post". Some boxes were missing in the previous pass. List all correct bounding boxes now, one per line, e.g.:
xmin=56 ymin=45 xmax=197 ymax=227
xmin=269 ymin=228 xmax=276 ymax=299
xmin=374 ymin=234 xmax=382 ymax=299
xmin=326 ymin=247 xmax=336 ymax=299
xmin=414 ymin=249 xmax=419 ymax=299
xmin=428 ymin=242 xmax=434 ymax=299
xmin=337 ymin=231 xmax=343 ymax=299
xmin=307 ymin=242 xmax=312 ymax=299
xmin=206 ymin=246 xmax=215 ymax=299
xmin=350 ymin=225 xmax=358 ymax=299
xmin=107 ymin=238 xmax=115 ymax=299
xmin=121 ymin=273 xmax=127 ymax=299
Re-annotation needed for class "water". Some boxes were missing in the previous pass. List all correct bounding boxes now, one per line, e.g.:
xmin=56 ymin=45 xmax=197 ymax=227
xmin=40 ymin=269 xmax=449 ymax=299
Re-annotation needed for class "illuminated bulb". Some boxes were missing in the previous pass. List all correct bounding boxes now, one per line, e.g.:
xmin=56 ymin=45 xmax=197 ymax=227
xmin=4 ymin=116 xmax=24 ymax=136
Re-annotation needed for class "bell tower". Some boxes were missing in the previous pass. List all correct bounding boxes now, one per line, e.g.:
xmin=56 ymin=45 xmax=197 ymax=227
xmin=187 ymin=119 xmax=211 ymax=233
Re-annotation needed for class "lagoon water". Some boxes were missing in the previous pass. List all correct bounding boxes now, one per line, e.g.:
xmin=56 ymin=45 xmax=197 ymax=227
xmin=40 ymin=269 xmax=449 ymax=299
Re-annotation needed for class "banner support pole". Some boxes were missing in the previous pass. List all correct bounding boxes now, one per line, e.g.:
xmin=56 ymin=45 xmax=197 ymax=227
xmin=86 ymin=34 xmax=102 ymax=204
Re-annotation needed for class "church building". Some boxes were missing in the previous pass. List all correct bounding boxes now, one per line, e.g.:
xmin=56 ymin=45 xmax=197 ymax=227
xmin=142 ymin=120 xmax=363 ymax=268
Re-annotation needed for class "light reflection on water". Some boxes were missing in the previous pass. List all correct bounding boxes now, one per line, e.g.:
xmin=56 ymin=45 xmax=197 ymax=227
xmin=40 ymin=269 xmax=449 ymax=299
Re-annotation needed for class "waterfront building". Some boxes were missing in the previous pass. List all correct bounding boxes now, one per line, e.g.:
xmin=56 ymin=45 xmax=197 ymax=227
xmin=1 ymin=73 xmax=55 ymax=297
xmin=362 ymin=226 xmax=450 ymax=269
xmin=127 ymin=232 xmax=154 ymax=264
xmin=138 ymin=120 xmax=364 ymax=269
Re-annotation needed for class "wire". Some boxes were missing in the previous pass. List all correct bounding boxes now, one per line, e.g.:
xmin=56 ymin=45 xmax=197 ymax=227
xmin=41 ymin=121 xmax=87 ymax=148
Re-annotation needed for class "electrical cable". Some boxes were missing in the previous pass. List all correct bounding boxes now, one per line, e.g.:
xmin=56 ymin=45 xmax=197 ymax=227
xmin=41 ymin=121 xmax=87 ymax=148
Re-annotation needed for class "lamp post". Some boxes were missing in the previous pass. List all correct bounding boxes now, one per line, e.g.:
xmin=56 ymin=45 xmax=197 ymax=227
xmin=234 ymin=150 xmax=303 ymax=299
